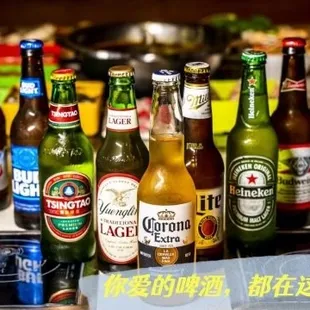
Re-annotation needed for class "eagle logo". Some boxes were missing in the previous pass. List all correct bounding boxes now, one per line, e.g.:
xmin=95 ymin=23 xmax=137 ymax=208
xmin=105 ymin=188 xmax=135 ymax=207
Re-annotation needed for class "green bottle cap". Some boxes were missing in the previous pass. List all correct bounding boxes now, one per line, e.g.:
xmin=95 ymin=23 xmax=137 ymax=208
xmin=51 ymin=68 xmax=76 ymax=81
xmin=241 ymin=50 xmax=267 ymax=65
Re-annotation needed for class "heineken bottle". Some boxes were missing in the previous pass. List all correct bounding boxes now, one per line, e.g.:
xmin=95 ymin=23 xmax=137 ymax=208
xmin=39 ymin=69 xmax=96 ymax=263
xmin=226 ymin=51 xmax=278 ymax=257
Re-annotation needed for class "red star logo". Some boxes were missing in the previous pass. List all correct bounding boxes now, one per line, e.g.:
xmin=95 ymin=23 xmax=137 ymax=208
xmin=248 ymin=78 xmax=257 ymax=86
xmin=247 ymin=173 xmax=257 ymax=184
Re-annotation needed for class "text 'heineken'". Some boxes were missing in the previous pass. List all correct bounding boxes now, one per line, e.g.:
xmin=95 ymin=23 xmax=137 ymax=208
xmin=138 ymin=70 xmax=196 ymax=268
xmin=96 ymin=65 xmax=149 ymax=271
xmin=226 ymin=51 xmax=278 ymax=256
xmin=39 ymin=69 xmax=95 ymax=263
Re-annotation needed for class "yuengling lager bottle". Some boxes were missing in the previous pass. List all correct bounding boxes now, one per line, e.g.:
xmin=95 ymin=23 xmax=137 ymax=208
xmin=39 ymin=69 xmax=95 ymax=262
xmin=226 ymin=51 xmax=278 ymax=257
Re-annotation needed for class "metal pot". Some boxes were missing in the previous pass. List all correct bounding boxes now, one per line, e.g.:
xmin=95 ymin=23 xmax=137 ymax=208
xmin=58 ymin=22 xmax=207 ymax=97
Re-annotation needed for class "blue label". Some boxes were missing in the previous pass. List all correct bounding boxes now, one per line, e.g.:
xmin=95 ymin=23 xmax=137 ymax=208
xmin=11 ymin=145 xmax=40 ymax=213
xmin=20 ymin=78 xmax=43 ymax=98
xmin=16 ymin=243 xmax=43 ymax=305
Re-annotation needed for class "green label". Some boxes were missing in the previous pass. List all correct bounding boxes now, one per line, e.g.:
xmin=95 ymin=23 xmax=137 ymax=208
xmin=227 ymin=156 xmax=276 ymax=231
xmin=43 ymin=172 xmax=92 ymax=242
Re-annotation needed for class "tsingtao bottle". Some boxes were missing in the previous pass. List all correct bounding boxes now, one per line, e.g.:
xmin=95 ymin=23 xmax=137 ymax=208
xmin=271 ymin=37 xmax=310 ymax=228
xmin=0 ymin=106 xmax=10 ymax=210
xmin=11 ymin=39 xmax=49 ymax=229
xmin=39 ymin=69 xmax=95 ymax=262
xmin=138 ymin=70 xmax=196 ymax=268
xmin=96 ymin=65 xmax=149 ymax=271
xmin=182 ymin=62 xmax=224 ymax=261
xmin=226 ymin=51 xmax=278 ymax=256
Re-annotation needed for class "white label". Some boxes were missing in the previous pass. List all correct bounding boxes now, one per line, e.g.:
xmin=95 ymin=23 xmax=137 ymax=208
xmin=277 ymin=145 xmax=310 ymax=208
xmin=106 ymin=108 xmax=139 ymax=132
xmin=182 ymin=83 xmax=211 ymax=119
xmin=138 ymin=201 xmax=194 ymax=248
xmin=97 ymin=174 xmax=139 ymax=264
xmin=0 ymin=148 xmax=8 ymax=191
xmin=196 ymin=187 xmax=223 ymax=249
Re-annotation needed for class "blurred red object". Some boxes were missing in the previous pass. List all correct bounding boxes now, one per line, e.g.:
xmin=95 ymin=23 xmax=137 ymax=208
xmin=0 ymin=44 xmax=60 ymax=64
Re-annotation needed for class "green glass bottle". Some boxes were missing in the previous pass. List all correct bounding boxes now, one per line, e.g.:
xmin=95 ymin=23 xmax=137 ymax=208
xmin=39 ymin=69 xmax=96 ymax=263
xmin=96 ymin=65 xmax=149 ymax=271
xmin=226 ymin=51 xmax=278 ymax=256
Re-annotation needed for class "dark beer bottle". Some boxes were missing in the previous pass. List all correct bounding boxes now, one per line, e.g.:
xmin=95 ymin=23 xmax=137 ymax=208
xmin=39 ymin=69 xmax=95 ymax=262
xmin=10 ymin=39 xmax=49 ymax=229
xmin=271 ymin=38 xmax=310 ymax=228
xmin=96 ymin=65 xmax=149 ymax=271
xmin=0 ymin=107 xmax=10 ymax=210
xmin=226 ymin=51 xmax=278 ymax=257
xmin=183 ymin=62 xmax=224 ymax=261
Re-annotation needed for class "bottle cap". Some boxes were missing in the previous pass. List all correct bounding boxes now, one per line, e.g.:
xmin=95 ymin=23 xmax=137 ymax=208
xmin=241 ymin=50 xmax=267 ymax=65
xmin=152 ymin=69 xmax=180 ymax=82
xmin=184 ymin=62 xmax=210 ymax=74
xmin=20 ymin=39 xmax=44 ymax=50
xmin=282 ymin=37 xmax=306 ymax=48
xmin=108 ymin=65 xmax=134 ymax=77
xmin=51 ymin=69 xmax=76 ymax=81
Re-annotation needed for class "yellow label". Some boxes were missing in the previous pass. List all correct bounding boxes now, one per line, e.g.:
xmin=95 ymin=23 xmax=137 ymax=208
xmin=277 ymin=145 xmax=310 ymax=209
xmin=196 ymin=187 xmax=223 ymax=249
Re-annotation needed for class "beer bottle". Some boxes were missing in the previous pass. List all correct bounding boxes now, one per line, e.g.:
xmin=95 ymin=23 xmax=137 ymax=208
xmin=138 ymin=70 xmax=196 ymax=268
xmin=11 ymin=39 xmax=49 ymax=229
xmin=226 ymin=51 xmax=278 ymax=256
xmin=96 ymin=65 xmax=149 ymax=271
xmin=39 ymin=69 xmax=95 ymax=262
xmin=271 ymin=38 xmax=310 ymax=228
xmin=183 ymin=62 xmax=224 ymax=261
xmin=0 ymin=107 xmax=10 ymax=210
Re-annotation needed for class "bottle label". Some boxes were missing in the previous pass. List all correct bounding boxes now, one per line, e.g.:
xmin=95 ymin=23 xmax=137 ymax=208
xmin=48 ymin=103 xmax=80 ymax=129
xmin=43 ymin=172 xmax=92 ymax=242
xmin=0 ymin=147 xmax=8 ymax=191
xmin=246 ymin=77 xmax=257 ymax=119
xmin=48 ymin=289 xmax=76 ymax=304
xmin=138 ymin=201 xmax=195 ymax=267
xmin=106 ymin=108 xmax=139 ymax=132
xmin=11 ymin=145 xmax=40 ymax=213
xmin=97 ymin=173 xmax=139 ymax=264
xmin=227 ymin=156 xmax=276 ymax=231
xmin=196 ymin=187 xmax=223 ymax=249
xmin=277 ymin=144 xmax=310 ymax=209
xmin=281 ymin=78 xmax=306 ymax=92
xmin=20 ymin=77 xmax=43 ymax=98
xmin=182 ymin=83 xmax=211 ymax=119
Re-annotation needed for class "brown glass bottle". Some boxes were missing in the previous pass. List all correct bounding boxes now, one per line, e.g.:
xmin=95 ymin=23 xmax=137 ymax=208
xmin=183 ymin=62 xmax=224 ymax=261
xmin=0 ymin=107 xmax=10 ymax=210
xmin=271 ymin=37 xmax=310 ymax=228
xmin=10 ymin=40 xmax=48 ymax=230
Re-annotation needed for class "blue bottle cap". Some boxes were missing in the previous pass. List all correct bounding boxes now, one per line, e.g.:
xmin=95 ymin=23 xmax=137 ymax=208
xmin=152 ymin=69 xmax=180 ymax=82
xmin=20 ymin=39 xmax=44 ymax=50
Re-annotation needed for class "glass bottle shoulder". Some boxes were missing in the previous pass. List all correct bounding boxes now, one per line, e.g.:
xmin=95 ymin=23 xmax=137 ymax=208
xmin=39 ymin=129 xmax=93 ymax=164
xmin=96 ymin=133 xmax=149 ymax=173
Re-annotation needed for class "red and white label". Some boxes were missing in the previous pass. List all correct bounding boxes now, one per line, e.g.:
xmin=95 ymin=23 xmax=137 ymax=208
xmin=48 ymin=103 xmax=80 ymax=128
xmin=97 ymin=173 xmax=139 ymax=264
xmin=106 ymin=108 xmax=139 ymax=132
xmin=281 ymin=79 xmax=306 ymax=92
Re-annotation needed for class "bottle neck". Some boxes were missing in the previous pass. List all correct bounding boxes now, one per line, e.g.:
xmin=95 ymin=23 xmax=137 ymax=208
xmin=183 ymin=76 xmax=214 ymax=145
xmin=20 ymin=52 xmax=48 ymax=112
xmin=106 ymin=76 xmax=140 ymax=135
xmin=237 ymin=64 xmax=270 ymax=127
xmin=48 ymin=81 xmax=81 ymax=130
xmin=149 ymin=81 xmax=184 ymax=165
xmin=278 ymin=52 xmax=307 ymax=109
